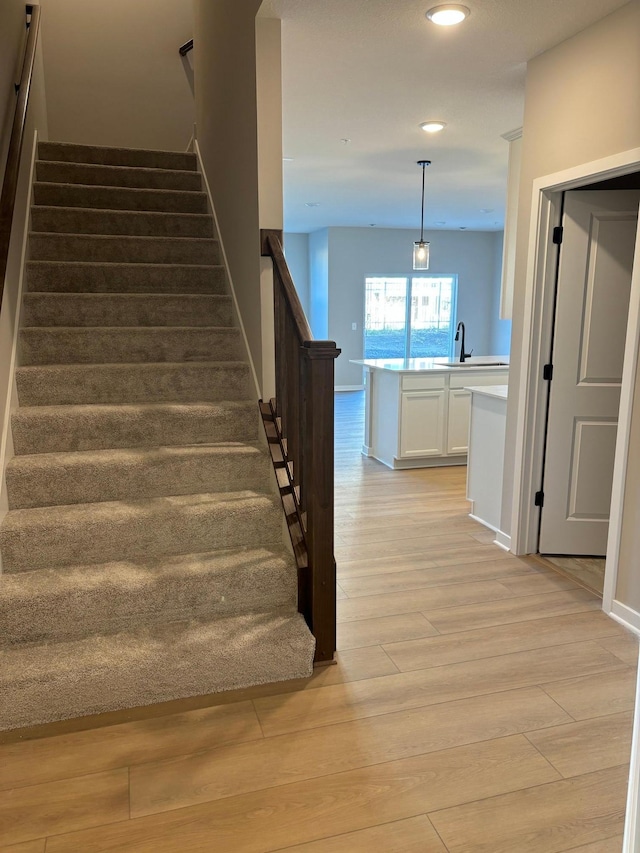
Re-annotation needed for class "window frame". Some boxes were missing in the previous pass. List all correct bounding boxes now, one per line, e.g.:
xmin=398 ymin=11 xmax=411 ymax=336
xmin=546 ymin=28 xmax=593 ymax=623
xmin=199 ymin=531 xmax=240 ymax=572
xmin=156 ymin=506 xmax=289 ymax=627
xmin=363 ymin=273 xmax=458 ymax=360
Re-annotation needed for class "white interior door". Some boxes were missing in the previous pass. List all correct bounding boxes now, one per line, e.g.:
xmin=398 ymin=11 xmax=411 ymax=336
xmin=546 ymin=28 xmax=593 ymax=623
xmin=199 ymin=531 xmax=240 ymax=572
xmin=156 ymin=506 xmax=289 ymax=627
xmin=539 ymin=190 xmax=640 ymax=556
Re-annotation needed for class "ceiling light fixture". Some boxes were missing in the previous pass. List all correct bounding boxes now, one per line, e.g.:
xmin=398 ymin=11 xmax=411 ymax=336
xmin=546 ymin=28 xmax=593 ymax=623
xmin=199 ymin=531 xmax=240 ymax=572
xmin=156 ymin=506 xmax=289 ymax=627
xmin=413 ymin=159 xmax=431 ymax=270
xmin=305 ymin=202 xmax=320 ymax=208
xmin=420 ymin=121 xmax=447 ymax=133
xmin=426 ymin=5 xmax=470 ymax=26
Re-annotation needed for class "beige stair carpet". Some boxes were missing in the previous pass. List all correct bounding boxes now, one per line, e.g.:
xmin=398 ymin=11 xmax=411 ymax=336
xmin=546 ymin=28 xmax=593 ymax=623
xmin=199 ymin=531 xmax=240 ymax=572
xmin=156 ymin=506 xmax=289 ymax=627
xmin=0 ymin=141 xmax=314 ymax=731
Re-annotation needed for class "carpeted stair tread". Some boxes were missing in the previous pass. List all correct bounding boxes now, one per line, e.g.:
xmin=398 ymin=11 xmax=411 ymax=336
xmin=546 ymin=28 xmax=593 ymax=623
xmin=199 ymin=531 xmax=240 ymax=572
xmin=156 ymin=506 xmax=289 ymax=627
xmin=26 ymin=260 xmax=226 ymax=293
xmin=33 ymin=182 xmax=209 ymax=214
xmin=36 ymin=160 xmax=202 ymax=191
xmin=11 ymin=401 xmax=259 ymax=455
xmin=28 ymin=232 xmax=220 ymax=264
xmin=16 ymin=361 xmax=251 ymax=405
xmin=0 ymin=547 xmax=297 ymax=645
xmin=0 ymin=490 xmax=283 ymax=572
xmin=6 ymin=443 xmax=270 ymax=509
xmin=0 ymin=610 xmax=314 ymax=730
xmin=20 ymin=326 xmax=243 ymax=364
xmin=38 ymin=141 xmax=198 ymax=172
xmin=31 ymin=206 xmax=214 ymax=238
xmin=23 ymin=292 xmax=233 ymax=328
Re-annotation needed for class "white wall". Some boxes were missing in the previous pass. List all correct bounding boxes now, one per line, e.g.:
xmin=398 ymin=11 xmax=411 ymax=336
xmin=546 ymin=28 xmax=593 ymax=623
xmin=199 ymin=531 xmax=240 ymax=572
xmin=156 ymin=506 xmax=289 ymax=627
xmin=41 ymin=0 xmax=194 ymax=151
xmin=0 ymin=11 xmax=49 ymax=543
xmin=0 ymin=0 xmax=28 ymax=186
xmin=193 ymin=0 xmax=264 ymax=390
xmin=501 ymin=1 xmax=640 ymax=538
xmin=308 ymin=228 xmax=329 ymax=340
xmin=283 ymin=232 xmax=310 ymax=318
xmin=491 ymin=230 xmax=512 ymax=354
xmin=310 ymin=227 xmax=508 ymax=387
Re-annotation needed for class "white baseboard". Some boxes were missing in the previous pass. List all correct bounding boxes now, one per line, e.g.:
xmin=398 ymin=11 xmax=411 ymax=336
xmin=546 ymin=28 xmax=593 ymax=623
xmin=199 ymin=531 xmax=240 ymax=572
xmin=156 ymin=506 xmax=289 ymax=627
xmin=494 ymin=530 xmax=512 ymax=552
xmin=336 ymin=385 xmax=364 ymax=392
xmin=0 ymin=129 xmax=39 ymax=568
xmin=194 ymin=139 xmax=261 ymax=400
xmin=623 ymin=648 xmax=640 ymax=852
xmin=610 ymin=600 xmax=640 ymax=639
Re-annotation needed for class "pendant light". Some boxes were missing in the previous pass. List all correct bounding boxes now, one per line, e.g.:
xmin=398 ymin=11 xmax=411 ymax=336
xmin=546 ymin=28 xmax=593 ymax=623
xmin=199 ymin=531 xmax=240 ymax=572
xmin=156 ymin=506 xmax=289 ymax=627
xmin=413 ymin=159 xmax=431 ymax=270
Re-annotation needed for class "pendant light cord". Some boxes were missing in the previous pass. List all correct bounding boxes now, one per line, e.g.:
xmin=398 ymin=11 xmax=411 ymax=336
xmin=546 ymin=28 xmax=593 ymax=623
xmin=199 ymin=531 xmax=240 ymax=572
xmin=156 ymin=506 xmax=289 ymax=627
xmin=417 ymin=159 xmax=430 ymax=243
xmin=420 ymin=161 xmax=426 ymax=242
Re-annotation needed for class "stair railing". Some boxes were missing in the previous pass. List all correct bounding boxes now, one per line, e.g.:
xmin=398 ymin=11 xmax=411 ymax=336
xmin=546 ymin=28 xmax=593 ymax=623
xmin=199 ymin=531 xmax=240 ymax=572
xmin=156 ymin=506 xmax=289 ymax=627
xmin=0 ymin=4 xmax=41 ymax=305
xmin=260 ymin=229 xmax=340 ymax=664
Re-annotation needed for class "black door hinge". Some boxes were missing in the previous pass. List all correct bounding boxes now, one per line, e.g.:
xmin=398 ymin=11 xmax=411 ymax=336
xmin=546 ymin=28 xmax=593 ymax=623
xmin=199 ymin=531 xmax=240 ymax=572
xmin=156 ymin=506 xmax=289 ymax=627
xmin=534 ymin=491 xmax=544 ymax=507
xmin=553 ymin=226 xmax=563 ymax=245
xmin=543 ymin=363 xmax=553 ymax=381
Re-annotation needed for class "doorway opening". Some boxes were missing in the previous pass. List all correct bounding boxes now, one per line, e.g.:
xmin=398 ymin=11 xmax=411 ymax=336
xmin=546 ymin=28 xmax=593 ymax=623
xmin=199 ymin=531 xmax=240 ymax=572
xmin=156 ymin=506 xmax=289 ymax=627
xmin=510 ymin=151 xmax=640 ymax=613
xmin=536 ymin=184 xmax=640 ymax=595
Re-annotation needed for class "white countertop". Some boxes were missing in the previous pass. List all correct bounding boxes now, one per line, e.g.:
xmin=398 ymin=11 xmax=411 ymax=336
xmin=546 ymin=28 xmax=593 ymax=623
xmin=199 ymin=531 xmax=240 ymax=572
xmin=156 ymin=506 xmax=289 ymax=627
xmin=351 ymin=356 xmax=510 ymax=374
xmin=466 ymin=384 xmax=509 ymax=400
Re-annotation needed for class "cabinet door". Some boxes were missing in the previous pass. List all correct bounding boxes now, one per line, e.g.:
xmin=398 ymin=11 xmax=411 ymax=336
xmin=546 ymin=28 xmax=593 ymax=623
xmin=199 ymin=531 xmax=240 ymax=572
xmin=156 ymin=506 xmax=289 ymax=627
xmin=447 ymin=389 xmax=471 ymax=455
xmin=400 ymin=390 xmax=445 ymax=458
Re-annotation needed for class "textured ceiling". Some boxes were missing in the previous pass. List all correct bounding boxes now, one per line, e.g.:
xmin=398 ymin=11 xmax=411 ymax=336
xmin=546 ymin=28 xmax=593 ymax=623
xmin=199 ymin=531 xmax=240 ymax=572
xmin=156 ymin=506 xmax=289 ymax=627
xmin=259 ymin=0 xmax=630 ymax=233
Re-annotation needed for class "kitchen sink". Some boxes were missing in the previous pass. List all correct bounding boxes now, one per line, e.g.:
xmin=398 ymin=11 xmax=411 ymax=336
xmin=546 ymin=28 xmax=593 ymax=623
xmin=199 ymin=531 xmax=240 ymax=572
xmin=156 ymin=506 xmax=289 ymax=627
xmin=435 ymin=361 xmax=509 ymax=367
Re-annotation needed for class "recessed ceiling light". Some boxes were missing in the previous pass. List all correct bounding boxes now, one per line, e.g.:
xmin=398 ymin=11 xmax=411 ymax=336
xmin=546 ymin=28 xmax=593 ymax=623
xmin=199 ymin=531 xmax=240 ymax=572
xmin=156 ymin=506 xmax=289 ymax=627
xmin=283 ymin=157 xmax=294 ymax=162
xmin=340 ymin=138 xmax=351 ymax=144
xmin=305 ymin=202 xmax=320 ymax=208
xmin=420 ymin=121 xmax=447 ymax=133
xmin=435 ymin=220 xmax=447 ymax=226
xmin=426 ymin=5 xmax=470 ymax=26
xmin=480 ymin=208 xmax=494 ymax=213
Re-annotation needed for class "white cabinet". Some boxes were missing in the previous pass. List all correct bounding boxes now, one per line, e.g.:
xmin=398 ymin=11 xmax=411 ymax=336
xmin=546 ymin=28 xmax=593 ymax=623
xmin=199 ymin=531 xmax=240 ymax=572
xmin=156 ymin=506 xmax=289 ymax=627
xmin=358 ymin=361 xmax=509 ymax=470
xmin=447 ymin=389 xmax=471 ymax=454
xmin=400 ymin=390 xmax=446 ymax=458
xmin=466 ymin=386 xmax=508 ymax=530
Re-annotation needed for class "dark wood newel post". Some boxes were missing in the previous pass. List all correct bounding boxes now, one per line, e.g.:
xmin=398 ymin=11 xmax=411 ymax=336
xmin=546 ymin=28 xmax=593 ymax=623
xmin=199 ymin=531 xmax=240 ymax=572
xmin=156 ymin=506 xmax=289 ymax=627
xmin=260 ymin=228 xmax=341 ymax=665
xmin=302 ymin=341 xmax=340 ymax=662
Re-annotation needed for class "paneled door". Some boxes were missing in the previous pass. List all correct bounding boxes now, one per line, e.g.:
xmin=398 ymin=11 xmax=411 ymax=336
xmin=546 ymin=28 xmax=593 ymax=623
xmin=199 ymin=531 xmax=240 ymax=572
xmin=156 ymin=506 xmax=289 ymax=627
xmin=539 ymin=190 xmax=640 ymax=556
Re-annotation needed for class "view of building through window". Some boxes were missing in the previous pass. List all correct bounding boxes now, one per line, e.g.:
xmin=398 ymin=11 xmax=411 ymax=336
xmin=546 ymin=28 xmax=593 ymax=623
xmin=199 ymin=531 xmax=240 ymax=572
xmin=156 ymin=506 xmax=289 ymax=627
xmin=364 ymin=275 xmax=457 ymax=359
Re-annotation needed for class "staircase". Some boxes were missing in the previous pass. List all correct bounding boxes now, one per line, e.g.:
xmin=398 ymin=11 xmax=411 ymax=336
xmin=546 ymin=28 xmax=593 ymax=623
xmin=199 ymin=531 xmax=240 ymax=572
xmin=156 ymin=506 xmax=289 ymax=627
xmin=0 ymin=141 xmax=315 ymax=731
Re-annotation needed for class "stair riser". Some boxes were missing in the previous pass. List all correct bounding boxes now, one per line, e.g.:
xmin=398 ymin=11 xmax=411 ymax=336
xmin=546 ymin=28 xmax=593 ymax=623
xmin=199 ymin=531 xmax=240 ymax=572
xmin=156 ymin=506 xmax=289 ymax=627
xmin=16 ymin=363 xmax=251 ymax=406
xmin=20 ymin=327 xmax=244 ymax=365
xmin=38 ymin=142 xmax=197 ymax=172
xmin=11 ymin=403 xmax=259 ymax=455
xmin=0 ymin=499 xmax=283 ymax=572
xmin=29 ymin=234 xmax=220 ymax=265
xmin=6 ymin=450 xmax=271 ymax=509
xmin=36 ymin=161 xmax=202 ymax=191
xmin=31 ymin=207 xmax=214 ymax=238
xmin=33 ymin=183 xmax=208 ymax=214
xmin=1 ymin=566 xmax=295 ymax=645
xmin=22 ymin=294 xmax=233 ymax=328
xmin=26 ymin=261 xmax=226 ymax=294
xmin=0 ymin=612 xmax=313 ymax=730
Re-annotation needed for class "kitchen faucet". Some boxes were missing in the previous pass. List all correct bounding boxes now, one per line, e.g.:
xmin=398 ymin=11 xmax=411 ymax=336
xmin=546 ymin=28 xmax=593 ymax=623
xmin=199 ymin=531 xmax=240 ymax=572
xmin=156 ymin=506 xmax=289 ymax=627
xmin=455 ymin=321 xmax=473 ymax=362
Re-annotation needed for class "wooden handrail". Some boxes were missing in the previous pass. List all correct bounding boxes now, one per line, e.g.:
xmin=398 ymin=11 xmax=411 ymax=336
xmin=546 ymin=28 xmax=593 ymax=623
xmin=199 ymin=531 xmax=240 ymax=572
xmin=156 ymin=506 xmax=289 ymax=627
xmin=179 ymin=39 xmax=194 ymax=56
xmin=260 ymin=229 xmax=341 ymax=663
xmin=0 ymin=4 xmax=41 ymax=306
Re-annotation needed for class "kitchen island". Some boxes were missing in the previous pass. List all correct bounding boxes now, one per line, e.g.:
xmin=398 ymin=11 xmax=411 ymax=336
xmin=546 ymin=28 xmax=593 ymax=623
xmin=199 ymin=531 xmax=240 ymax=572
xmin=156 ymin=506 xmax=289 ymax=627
xmin=351 ymin=357 xmax=509 ymax=469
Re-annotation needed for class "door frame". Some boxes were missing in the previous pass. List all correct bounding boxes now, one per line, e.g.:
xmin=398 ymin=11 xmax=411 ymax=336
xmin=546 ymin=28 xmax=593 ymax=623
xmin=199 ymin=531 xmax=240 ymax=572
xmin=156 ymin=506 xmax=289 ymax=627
xmin=511 ymin=146 xmax=640 ymax=572
xmin=510 ymin=148 xmax=640 ymax=853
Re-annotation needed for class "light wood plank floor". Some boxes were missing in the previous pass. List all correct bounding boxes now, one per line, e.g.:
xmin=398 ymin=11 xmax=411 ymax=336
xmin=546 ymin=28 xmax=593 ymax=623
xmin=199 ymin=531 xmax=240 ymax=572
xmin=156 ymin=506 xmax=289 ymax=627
xmin=0 ymin=390 xmax=637 ymax=852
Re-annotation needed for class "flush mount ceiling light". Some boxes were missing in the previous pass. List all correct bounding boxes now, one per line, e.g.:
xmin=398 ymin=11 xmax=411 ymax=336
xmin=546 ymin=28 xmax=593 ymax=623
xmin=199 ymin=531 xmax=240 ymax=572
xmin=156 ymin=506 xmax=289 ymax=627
xmin=413 ymin=159 xmax=431 ymax=271
xmin=420 ymin=121 xmax=447 ymax=133
xmin=426 ymin=4 xmax=470 ymax=26
xmin=305 ymin=202 xmax=320 ymax=208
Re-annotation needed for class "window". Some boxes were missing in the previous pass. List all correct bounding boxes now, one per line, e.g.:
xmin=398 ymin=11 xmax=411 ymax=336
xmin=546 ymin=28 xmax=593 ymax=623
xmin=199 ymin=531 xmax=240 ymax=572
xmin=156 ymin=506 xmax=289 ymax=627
xmin=364 ymin=275 xmax=457 ymax=359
